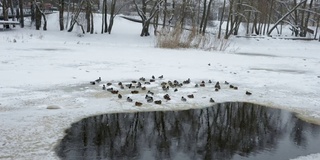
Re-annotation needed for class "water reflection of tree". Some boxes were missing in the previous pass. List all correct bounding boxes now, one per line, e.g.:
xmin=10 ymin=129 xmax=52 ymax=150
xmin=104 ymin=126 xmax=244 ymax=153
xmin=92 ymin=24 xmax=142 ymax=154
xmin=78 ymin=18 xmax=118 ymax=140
xmin=289 ymin=114 xmax=320 ymax=148
xmin=56 ymin=102 xmax=291 ymax=160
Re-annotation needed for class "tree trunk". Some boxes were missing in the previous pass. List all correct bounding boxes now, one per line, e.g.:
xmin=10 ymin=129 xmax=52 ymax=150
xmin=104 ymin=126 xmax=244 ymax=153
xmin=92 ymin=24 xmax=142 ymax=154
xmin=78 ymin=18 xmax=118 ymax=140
xmin=153 ymin=12 xmax=159 ymax=35
xmin=162 ymin=0 xmax=167 ymax=28
xmin=42 ymin=14 xmax=47 ymax=31
xmin=234 ymin=17 xmax=242 ymax=35
xmin=133 ymin=0 xmax=160 ymax=37
xmin=258 ymin=18 xmax=263 ymax=35
xmin=179 ymin=0 xmax=187 ymax=29
xmin=86 ymin=0 xmax=91 ymax=33
xmin=59 ymin=0 xmax=64 ymax=30
xmin=233 ymin=0 xmax=242 ymax=35
xmin=90 ymin=11 xmax=94 ymax=34
xmin=35 ymin=2 xmax=47 ymax=30
xmin=108 ymin=18 xmax=114 ymax=34
xmin=2 ymin=0 xmax=9 ymax=28
xmin=101 ymin=0 xmax=105 ymax=34
xmin=279 ymin=2 xmax=283 ymax=35
xmin=300 ymin=1 xmax=307 ymax=37
xmin=68 ymin=2 xmax=82 ymax=32
xmin=19 ymin=0 xmax=24 ymax=28
xmin=202 ymin=0 xmax=214 ymax=35
xmin=302 ymin=0 xmax=314 ymax=37
xmin=252 ymin=12 xmax=257 ymax=34
xmin=263 ymin=18 xmax=267 ymax=35
xmin=8 ymin=0 xmax=15 ymax=27
xmin=104 ymin=0 xmax=108 ymax=33
xmin=224 ymin=0 xmax=233 ymax=39
xmin=108 ymin=0 xmax=117 ymax=34
xmin=35 ymin=2 xmax=42 ymax=30
xmin=293 ymin=0 xmax=298 ymax=26
xmin=141 ymin=20 xmax=151 ymax=36
xmin=218 ymin=0 xmax=226 ymax=39
xmin=246 ymin=11 xmax=251 ymax=35
xmin=199 ymin=0 xmax=207 ymax=33
xmin=266 ymin=0 xmax=274 ymax=34
xmin=314 ymin=16 xmax=319 ymax=40
xmin=31 ymin=1 xmax=35 ymax=22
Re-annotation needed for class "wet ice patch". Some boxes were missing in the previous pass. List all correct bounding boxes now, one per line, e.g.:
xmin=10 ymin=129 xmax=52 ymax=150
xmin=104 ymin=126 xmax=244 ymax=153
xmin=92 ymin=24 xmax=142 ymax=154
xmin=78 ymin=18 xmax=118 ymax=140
xmin=18 ymin=48 xmax=72 ymax=52
xmin=250 ymin=67 xmax=308 ymax=74
xmin=46 ymin=105 xmax=62 ymax=109
xmin=235 ymin=52 xmax=278 ymax=57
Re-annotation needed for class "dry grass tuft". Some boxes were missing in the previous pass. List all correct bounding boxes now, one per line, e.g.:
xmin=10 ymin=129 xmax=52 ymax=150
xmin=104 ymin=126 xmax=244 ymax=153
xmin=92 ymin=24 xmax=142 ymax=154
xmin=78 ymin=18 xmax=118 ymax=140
xmin=155 ymin=26 xmax=230 ymax=51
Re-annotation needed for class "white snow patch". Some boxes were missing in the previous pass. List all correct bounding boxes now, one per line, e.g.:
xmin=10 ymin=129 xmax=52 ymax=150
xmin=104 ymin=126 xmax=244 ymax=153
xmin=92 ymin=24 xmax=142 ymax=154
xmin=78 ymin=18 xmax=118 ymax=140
xmin=291 ymin=154 xmax=320 ymax=160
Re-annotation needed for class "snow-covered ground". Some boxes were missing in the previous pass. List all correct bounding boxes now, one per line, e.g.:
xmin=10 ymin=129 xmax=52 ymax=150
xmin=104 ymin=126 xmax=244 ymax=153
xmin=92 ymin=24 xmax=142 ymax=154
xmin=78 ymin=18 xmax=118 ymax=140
xmin=0 ymin=13 xmax=320 ymax=159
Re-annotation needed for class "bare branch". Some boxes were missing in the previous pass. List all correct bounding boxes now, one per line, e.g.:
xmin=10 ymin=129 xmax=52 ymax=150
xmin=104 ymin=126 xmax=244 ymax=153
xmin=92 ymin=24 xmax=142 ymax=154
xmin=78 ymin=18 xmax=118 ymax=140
xmin=268 ymin=0 xmax=307 ymax=35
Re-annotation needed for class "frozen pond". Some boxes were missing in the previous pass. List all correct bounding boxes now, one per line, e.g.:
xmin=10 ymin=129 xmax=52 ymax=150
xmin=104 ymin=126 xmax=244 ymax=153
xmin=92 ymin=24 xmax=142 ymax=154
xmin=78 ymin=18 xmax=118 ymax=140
xmin=55 ymin=102 xmax=320 ymax=160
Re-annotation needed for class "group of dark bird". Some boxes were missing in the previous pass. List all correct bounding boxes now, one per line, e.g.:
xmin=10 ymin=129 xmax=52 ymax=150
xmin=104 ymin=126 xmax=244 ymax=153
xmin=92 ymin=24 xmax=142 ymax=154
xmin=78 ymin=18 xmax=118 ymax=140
xmin=90 ymin=75 xmax=252 ymax=107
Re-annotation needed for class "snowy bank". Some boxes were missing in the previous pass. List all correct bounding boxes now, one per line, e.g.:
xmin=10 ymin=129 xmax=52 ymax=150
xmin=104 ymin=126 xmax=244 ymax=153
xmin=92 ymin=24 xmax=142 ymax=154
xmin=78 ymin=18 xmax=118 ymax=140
xmin=0 ymin=13 xmax=320 ymax=159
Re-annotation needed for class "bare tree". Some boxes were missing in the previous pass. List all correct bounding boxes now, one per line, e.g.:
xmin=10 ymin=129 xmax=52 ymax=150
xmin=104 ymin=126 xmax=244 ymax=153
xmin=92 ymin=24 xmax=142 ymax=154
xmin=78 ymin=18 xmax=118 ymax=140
xmin=133 ymin=0 xmax=163 ymax=36
xmin=178 ymin=0 xmax=188 ymax=28
xmin=268 ymin=0 xmax=307 ymax=36
xmin=35 ymin=1 xmax=47 ymax=30
xmin=101 ymin=0 xmax=128 ymax=34
xmin=232 ymin=0 xmax=244 ymax=35
xmin=67 ymin=0 xmax=85 ymax=33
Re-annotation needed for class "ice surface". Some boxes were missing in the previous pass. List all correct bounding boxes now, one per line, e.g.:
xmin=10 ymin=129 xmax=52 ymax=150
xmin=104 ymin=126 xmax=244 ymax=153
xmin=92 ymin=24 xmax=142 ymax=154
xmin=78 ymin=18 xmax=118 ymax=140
xmin=0 ymin=13 xmax=320 ymax=159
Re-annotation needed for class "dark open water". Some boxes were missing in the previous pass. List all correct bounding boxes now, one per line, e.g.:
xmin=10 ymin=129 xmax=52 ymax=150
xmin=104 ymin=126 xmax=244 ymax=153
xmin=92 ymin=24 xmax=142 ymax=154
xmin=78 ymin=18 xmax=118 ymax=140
xmin=55 ymin=102 xmax=320 ymax=160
